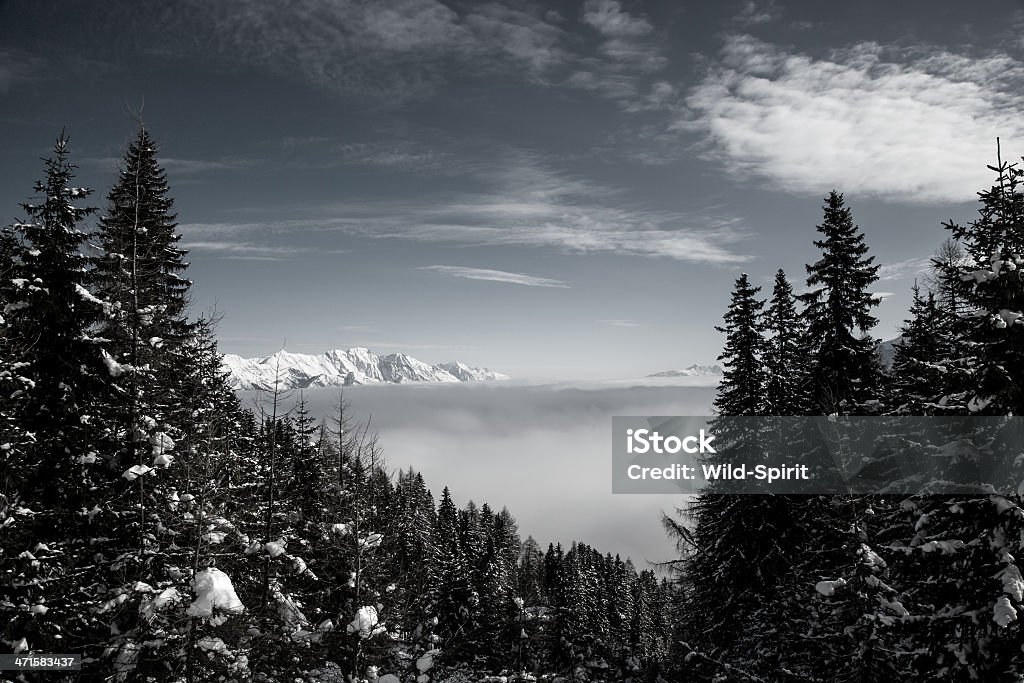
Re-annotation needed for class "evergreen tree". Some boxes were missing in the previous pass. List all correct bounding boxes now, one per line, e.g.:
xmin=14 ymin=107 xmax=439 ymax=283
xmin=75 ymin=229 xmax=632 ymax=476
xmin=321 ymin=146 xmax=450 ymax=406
xmin=92 ymin=124 xmax=192 ymax=469
xmin=430 ymin=487 xmax=474 ymax=645
xmin=763 ymin=268 xmax=812 ymax=415
xmin=666 ymin=273 xmax=776 ymax=669
xmin=4 ymin=132 xmax=108 ymax=504
xmin=801 ymin=190 xmax=883 ymax=414
xmin=889 ymin=284 xmax=953 ymax=415
xmin=891 ymin=146 xmax=1024 ymax=680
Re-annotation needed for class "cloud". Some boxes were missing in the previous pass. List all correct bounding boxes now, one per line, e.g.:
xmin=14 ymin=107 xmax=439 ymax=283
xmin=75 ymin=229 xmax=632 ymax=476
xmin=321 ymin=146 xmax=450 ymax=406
xmin=683 ymin=35 xmax=1024 ymax=203
xmin=145 ymin=0 xmax=569 ymax=101
xmin=871 ymin=291 xmax=896 ymax=301
xmin=581 ymin=0 xmax=654 ymax=38
xmin=81 ymin=155 xmax=253 ymax=175
xmin=259 ymin=381 xmax=719 ymax=563
xmin=599 ymin=319 xmax=643 ymax=327
xmin=160 ymin=157 xmax=256 ymax=174
xmin=570 ymin=0 xmax=668 ymax=107
xmin=421 ymin=265 xmax=569 ymax=288
xmin=182 ymin=153 xmax=751 ymax=264
xmin=0 ymin=49 xmax=42 ymax=92
xmin=734 ymin=0 xmax=783 ymax=26
xmin=878 ymin=256 xmax=933 ymax=281
xmin=181 ymin=240 xmax=321 ymax=260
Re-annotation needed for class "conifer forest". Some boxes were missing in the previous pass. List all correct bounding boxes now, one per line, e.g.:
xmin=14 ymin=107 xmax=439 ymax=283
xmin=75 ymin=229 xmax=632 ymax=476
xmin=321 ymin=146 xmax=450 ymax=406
xmin=3 ymin=116 xmax=1024 ymax=682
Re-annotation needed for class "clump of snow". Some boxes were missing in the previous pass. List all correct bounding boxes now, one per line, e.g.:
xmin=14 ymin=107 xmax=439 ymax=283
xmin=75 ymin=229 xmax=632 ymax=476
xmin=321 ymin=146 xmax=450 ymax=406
xmin=197 ymin=636 xmax=227 ymax=653
xmin=186 ymin=568 xmax=245 ymax=623
xmin=122 ymin=464 xmax=154 ymax=480
xmin=347 ymin=606 xmax=384 ymax=638
xmin=150 ymin=432 xmax=174 ymax=467
xmin=74 ymin=283 xmax=118 ymax=316
xmin=920 ymin=540 xmax=965 ymax=554
xmin=815 ymin=579 xmax=846 ymax=597
xmin=999 ymin=565 xmax=1024 ymax=602
xmin=994 ymin=595 xmax=1018 ymax=627
xmin=140 ymin=587 xmax=181 ymax=622
xmin=331 ymin=522 xmax=350 ymax=536
xmin=100 ymin=349 xmax=125 ymax=377
xmin=359 ymin=532 xmax=383 ymax=549
xmin=968 ymin=395 xmax=993 ymax=413
xmin=265 ymin=540 xmax=287 ymax=557
xmin=858 ymin=544 xmax=886 ymax=569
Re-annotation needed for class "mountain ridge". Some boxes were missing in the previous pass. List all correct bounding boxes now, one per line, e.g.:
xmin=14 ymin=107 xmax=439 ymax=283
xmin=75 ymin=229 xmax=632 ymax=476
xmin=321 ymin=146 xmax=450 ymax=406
xmin=223 ymin=347 xmax=509 ymax=391
xmin=647 ymin=364 xmax=724 ymax=378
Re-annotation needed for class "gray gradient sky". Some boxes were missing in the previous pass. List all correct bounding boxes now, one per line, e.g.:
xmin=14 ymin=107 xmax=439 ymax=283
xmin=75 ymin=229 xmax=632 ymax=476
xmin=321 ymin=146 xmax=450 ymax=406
xmin=3 ymin=1 xmax=1024 ymax=379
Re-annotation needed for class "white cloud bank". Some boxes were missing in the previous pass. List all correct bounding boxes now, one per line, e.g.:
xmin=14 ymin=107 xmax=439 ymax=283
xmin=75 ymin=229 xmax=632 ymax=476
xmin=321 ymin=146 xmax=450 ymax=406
xmin=683 ymin=35 xmax=1024 ymax=203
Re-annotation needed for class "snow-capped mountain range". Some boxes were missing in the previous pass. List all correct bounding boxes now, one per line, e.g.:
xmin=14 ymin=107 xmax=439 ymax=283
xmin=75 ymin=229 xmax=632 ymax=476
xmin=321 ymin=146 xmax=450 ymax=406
xmin=647 ymin=364 xmax=724 ymax=378
xmin=222 ymin=348 xmax=509 ymax=391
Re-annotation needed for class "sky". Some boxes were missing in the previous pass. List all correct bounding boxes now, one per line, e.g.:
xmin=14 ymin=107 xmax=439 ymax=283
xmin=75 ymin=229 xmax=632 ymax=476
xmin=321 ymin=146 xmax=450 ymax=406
xmin=3 ymin=0 xmax=1024 ymax=380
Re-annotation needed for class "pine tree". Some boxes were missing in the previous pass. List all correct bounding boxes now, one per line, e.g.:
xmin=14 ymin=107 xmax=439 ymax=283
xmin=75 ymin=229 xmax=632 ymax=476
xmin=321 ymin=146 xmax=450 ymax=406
xmin=92 ymin=124 xmax=192 ymax=469
xmin=801 ymin=190 xmax=883 ymax=414
xmin=0 ymin=133 xmax=123 ymax=667
xmin=763 ymin=268 xmax=812 ymax=415
xmin=890 ymin=284 xmax=952 ymax=415
xmin=430 ymin=487 xmax=474 ymax=645
xmin=5 ymin=132 xmax=108 ymax=504
xmin=666 ymin=273 xmax=778 ymax=670
xmin=891 ymin=145 xmax=1024 ymax=679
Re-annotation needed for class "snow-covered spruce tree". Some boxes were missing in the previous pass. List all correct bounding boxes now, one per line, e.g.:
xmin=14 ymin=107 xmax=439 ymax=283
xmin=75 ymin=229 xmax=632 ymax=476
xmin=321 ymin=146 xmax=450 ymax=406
xmin=889 ymin=283 xmax=954 ymax=415
xmin=801 ymin=190 xmax=884 ymax=415
xmin=458 ymin=503 xmax=523 ymax=669
xmin=429 ymin=487 xmax=475 ymax=650
xmin=888 ymin=148 xmax=1024 ymax=680
xmin=939 ymin=146 xmax=1024 ymax=416
xmin=82 ymin=126 xmax=249 ymax=679
xmin=0 ymin=223 xmax=38 ymax=510
xmin=763 ymin=269 xmax=813 ymax=415
xmin=4 ymin=133 xmax=109 ymax=506
xmin=0 ymin=134 xmax=118 ymax=662
xmin=518 ymin=536 xmax=545 ymax=608
xmin=92 ymin=123 xmax=192 ymax=472
xmin=390 ymin=468 xmax=436 ymax=642
xmin=666 ymin=272 xmax=787 ymax=676
xmin=759 ymin=191 xmax=909 ymax=682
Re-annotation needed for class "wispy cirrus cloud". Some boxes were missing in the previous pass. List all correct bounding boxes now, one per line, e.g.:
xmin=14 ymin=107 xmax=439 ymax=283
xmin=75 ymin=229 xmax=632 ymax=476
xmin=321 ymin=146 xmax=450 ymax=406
xmin=148 ymin=0 xmax=570 ymax=101
xmin=0 ymin=48 xmax=43 ymax=93
xmin=82 ymin=155 xmax=254 ymax=175
xmin=183 ymin=153 xmax=751 ymax=264
xmin=598 ymin=319 xmax=643 ymax=327
xmin=180 ymin=240 xmax=332 ymax=260
xmin=878 ymin=256 xmax=934 ymax=281
xmin=569 ymin=0 xmax=669 ymax=106
xmin=682 ymin=34 xmax=1024 ymax=203
xmin=421 ymin=265 xmax=569 ymax=288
